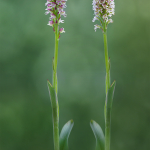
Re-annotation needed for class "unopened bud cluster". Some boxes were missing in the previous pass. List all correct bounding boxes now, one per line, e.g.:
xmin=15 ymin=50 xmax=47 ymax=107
xmin=45 ymin=0 xmax=67 ymax=36
xmin=92 ymin=0 xmax=115 ymax=32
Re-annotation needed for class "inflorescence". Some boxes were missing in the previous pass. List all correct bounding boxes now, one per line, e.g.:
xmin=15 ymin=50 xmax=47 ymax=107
xmin=45 ymin=0 xmax=67 ymax=37
xmin=92 ymin=0 xmax=115 ymax=32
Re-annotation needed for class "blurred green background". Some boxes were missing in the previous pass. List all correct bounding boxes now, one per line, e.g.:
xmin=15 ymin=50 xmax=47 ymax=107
xmin=0 ymin=0 xmax=150 ymax=150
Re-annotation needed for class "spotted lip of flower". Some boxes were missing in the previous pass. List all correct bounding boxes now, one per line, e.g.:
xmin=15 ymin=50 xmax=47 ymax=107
xmin=48 ymin=21 xmax=54 ymax=27
xmin=59 ymin=27 xmax=65 ymax=33
xmin=92 ymin=0 xmax=115 ymax=31
xmin=45 ymin=0 xmax=67 ymax=33
xmin=94 ymin=24 xmax=101 ymax=32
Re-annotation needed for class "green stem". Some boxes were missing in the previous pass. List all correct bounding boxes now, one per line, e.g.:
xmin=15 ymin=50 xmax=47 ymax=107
xmin=52 ymin=24 xmax=59 ymax=150
xmin=103 ymin=32 xmax=110 ymax=94
xmin=53 ymin=24 xmax=59 ymax=94
xmin=103 ymin=29 xmax=111 ymax=150
xmin=105 ymin=108 xmax=111 ymax=150
xmin=52 ymin=101 xmax=59 ymax=150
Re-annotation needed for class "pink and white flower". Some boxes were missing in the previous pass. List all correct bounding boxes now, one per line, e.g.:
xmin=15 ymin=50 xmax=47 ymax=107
xmin=45 ymin=0 xmax=67 ymax=34
xmin=92 ymin=0 xmax=115 ymax=31
xmin=59 ymin=27 xmax=65 ymax=33
xmin=47 ymin=20 xmax=54 ymax=26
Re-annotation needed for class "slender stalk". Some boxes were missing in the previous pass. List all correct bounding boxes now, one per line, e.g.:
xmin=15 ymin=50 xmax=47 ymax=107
xmin=103 ymin=29 xmax=111 ymax=150
xmin=103 ymin=31 xmax=110 ymax=94
xmin=53 ymin=24 xmax=59 ymax=94
xmin=52 ymin=24 xmax=59 ymax=150
xmin=105 ymin=108 xmax=111 ymax=150
xmin=52 ymin=100 xmax=59 ymax=150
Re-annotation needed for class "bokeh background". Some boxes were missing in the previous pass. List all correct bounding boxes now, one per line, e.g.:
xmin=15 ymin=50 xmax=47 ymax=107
xmin=0 ymin=0 xmax=150 ymax=150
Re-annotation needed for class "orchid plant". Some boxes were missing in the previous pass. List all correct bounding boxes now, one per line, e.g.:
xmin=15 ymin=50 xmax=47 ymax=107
xmin=90 ymin=1 xmax=116 ymax=150
xmin=45 ymin=1 xmax=73 ymax=150
xmin=45 ymin=1 xmax=116 ymax=150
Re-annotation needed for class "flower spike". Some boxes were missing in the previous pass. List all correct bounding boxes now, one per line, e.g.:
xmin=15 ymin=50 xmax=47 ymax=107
xmin=92 ymin=0 xmax=115 ymax=32
xmin=45 ymin=0 xmax=67 ymax=35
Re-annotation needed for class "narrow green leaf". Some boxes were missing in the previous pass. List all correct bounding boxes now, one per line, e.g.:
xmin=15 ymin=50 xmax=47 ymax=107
xmin=59 ymin=120 xmax=74 ymax=150
xmin=106 ymin=80 xmax=116 ymax=110
xmin=104 ymin=80 xmax=116 ymax=121
xmin=47 ymin=80 xmax=58 ymax=109
xmin=90 ymin=120 xmax=105 ymax=150
xmin=104 ymin=81 xmax=116 ymax=150
xmin=47 ymin=80 xmax=59 ymax=150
